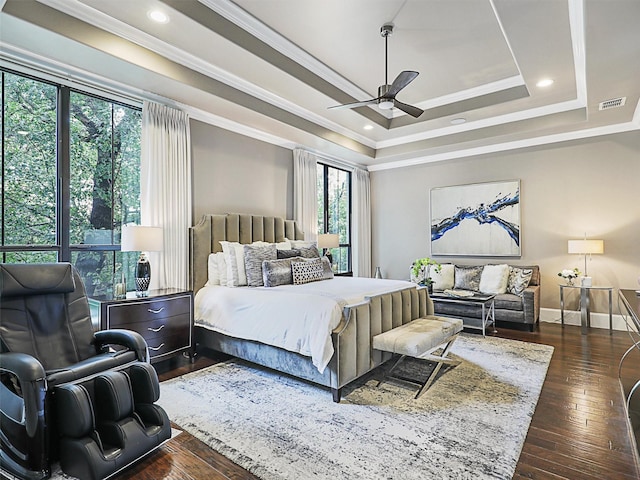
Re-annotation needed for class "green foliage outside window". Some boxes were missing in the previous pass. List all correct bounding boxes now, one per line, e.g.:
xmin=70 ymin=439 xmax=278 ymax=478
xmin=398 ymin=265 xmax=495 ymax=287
xmin=1 ymin=70 xmax=141 ymax=297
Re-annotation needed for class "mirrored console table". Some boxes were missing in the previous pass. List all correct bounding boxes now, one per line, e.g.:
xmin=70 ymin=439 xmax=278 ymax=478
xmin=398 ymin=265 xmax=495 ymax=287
xmin=559 ymin=284 xmax=613 ymax=334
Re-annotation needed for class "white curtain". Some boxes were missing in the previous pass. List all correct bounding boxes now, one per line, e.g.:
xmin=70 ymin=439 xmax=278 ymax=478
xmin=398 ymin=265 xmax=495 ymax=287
xmin=141 ymin=101 xmax=192 ymax=290
xmin=352 ymin=168 xmax=372 ymax=277
xmin=293 ymin=148 xmax=318 ymax=241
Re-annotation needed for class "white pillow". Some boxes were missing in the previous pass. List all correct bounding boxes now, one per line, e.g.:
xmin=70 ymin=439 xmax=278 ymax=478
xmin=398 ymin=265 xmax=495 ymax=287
xmin=217 ymin=252 xmax=228 ymax=286
xmin=276 ymin=239 xmax=292 ymax=250
xmin=288 ymin=238 xmax=316 ymax=249
xmin=479 ymin=264 xmax=510 ymax=294
xmin=431 ymin=264 xmax=455 ymax=291
xmin=219 ymin=241 xmax=248 ymax=287
xmin=205 ymin=252 xmax=224 ymax=286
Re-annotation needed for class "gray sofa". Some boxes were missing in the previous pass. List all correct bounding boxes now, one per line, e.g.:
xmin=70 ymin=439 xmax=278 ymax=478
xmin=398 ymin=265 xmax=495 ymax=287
xmin=422 ymin=264 xmax=541 ymax=332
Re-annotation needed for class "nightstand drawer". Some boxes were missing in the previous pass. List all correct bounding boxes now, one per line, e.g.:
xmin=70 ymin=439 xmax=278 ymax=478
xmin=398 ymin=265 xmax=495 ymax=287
xmin=105 ymin=295 xmax=191 ymax=328
xmin=145 ymin=331 xmax=191 ymax=360
xmin=116 ymin=313 xmax=191 ymax=340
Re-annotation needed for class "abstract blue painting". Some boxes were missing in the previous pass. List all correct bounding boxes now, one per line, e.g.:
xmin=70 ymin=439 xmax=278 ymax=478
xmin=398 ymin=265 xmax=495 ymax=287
xmin=430 ymin=180 xmax=521 ymax=256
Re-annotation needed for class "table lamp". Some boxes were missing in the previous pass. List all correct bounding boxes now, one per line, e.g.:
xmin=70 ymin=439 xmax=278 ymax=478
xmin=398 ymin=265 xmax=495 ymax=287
xmin=568 ymin=237 xmax=604 ymax=287
xmin=317 ymin=233 xmax=339 ymax=264
xmin=121 ymin=225 xmax=163 ymax=297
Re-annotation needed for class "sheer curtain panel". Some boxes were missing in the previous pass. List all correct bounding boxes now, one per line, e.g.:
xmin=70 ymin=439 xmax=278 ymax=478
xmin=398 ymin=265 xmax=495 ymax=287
xmin=353 ymin=168 xmax=372 ymax=277
xmin=141 ymin=101 xmax=192 ymax=290
xmin=293 ymin=148 xmax=318 ymax=241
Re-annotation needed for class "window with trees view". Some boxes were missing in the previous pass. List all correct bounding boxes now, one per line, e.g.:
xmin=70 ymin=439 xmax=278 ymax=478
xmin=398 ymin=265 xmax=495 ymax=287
xmin=1 ymin=69 xmax=141 ymax=296
xmin=317 ymin=162 xmax=351 ymax=274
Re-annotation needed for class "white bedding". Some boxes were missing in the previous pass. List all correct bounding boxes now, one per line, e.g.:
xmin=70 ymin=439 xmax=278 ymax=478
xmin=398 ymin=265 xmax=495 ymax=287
xmin=194 ymin=277 xmax=415 ymax=373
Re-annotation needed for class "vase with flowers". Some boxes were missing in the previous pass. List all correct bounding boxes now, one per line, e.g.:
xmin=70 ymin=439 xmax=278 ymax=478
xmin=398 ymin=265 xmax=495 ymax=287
xmin=558 ymin=267 xmax=581 ymax=286
xmin=411 ymin=257 xmax=441 ymax=293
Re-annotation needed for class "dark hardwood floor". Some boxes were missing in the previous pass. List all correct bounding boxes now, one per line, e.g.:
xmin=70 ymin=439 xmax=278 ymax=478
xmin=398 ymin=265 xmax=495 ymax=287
xmin=61 ymin=324 xmax=640 ymax=479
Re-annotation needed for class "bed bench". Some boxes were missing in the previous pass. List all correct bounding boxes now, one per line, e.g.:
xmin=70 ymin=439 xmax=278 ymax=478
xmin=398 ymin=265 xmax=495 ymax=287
xmin=373 ymin=315 xmax=463 ymax=398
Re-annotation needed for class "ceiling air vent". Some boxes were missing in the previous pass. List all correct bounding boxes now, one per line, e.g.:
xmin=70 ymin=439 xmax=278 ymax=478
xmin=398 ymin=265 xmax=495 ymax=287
xmin=599 ymin=97 xmax=626 ymax=110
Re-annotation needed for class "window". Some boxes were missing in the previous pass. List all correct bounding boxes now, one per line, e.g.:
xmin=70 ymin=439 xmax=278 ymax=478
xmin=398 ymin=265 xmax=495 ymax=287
xmin=317 ymin=162 xmax=351 ymax=274
xmin=1 ymin=69 xmax=141 ymax=296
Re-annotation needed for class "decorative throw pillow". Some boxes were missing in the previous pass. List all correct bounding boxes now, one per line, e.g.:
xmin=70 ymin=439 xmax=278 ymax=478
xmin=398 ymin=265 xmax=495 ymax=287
xmin=507 ymin=266 xmax=534 ymax=295
xmin=454 ymin=265 xmax=483 ymax=291
xmin=291 ymin=258 xmax=324 ymax=285
xmin=297 ymin=244 xmax=320 ymax=258
xmin=288 ymin=239 xmax=316 ymax=249
xmin=320 ymin=256 xmax=334 ymax=280
xmin=430 ymin=264 xmax=455 ymax=291
xmin=479 ymin=264 xmax=510 ymax=294
xmin=219 ymin=241 xmax=247 ymax=287
xmin=244 ymin=244 xmax=277 ymax=287
xmin=262 ymin=257 xmax=302 ymax=287
xmin=277 ymin=248 xmax=302 ymax=259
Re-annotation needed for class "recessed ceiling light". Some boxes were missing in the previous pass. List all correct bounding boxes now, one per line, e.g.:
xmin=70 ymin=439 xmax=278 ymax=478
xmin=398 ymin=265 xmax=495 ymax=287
xmin=536 ymin=78 xmax=554 ymax=88
xmin=148 ymin=10 xmax=169 ymax=23
xmin=363 ymin=125 xmax=374 ymax=130
xmin=450 ymin=118 xmax=466 ymax=125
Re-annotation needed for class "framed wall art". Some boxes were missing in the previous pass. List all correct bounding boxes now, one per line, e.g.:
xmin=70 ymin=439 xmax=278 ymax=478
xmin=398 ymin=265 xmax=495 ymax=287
xmin=430 ymin=180 xmax=521 ymax=256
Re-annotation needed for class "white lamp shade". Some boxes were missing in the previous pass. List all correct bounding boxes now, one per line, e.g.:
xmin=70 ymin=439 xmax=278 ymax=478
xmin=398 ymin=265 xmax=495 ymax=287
xmin=567 ymin=239 xmax=604 ymax=255
xmin=121 ymin=225 xmax=163 ymax=252
xmin=317 ymin=233 xmax=339 ymax=249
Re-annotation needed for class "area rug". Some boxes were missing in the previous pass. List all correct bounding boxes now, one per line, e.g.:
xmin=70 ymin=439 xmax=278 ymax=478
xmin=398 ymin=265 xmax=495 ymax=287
xmin=157 ymin=335 xmax=554 ymax=480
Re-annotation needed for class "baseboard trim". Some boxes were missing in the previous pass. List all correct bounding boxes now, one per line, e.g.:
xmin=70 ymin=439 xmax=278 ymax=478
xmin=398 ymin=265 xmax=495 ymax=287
xmin=540 ymin=307 xmax=628 ymax=331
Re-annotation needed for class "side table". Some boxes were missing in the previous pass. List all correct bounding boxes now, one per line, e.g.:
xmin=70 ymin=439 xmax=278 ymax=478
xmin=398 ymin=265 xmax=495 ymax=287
xmin=559 ymin=284 xmax=613 ymax=335
xmin=90 ymin=288 xmax=194 ymax=363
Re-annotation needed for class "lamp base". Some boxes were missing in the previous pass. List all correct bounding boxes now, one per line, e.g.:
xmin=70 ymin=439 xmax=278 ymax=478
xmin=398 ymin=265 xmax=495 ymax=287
xmin=135 ymin=253 xmax=151 ymax=297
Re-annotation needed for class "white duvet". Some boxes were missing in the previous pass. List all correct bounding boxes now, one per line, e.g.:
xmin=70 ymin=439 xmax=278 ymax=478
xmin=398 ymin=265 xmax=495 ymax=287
xmin=194 ymin=277 xmax=414 ymax=373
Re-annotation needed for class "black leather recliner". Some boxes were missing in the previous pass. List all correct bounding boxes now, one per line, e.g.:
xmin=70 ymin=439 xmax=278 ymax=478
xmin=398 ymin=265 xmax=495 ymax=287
xmin=0 ymin=263 xmax=171 ymax=480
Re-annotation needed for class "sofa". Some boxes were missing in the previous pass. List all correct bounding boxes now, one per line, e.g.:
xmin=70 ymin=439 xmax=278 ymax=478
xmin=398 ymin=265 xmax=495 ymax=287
xmin=411 ymin=263 xmax=541 ymax=332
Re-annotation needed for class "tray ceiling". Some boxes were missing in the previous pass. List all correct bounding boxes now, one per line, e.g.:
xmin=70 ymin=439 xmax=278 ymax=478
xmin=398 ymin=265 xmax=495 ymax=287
xmin=1 ymin=0 xmax=638 ymax=169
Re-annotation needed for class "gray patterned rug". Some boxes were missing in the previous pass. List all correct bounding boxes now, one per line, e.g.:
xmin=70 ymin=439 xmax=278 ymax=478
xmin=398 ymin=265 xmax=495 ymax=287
xmin=158 ymin=334 xmax=553 ymax=480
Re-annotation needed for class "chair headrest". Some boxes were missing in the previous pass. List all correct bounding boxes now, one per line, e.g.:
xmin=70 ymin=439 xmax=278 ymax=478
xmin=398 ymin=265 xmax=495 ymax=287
xmin=0 ymin=263 xmax=76 ymax=298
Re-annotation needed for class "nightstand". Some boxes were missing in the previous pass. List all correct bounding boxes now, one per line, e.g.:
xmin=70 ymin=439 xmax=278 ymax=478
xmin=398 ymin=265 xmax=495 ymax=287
xmin=91 ymin=288 xmax=194 ymax=363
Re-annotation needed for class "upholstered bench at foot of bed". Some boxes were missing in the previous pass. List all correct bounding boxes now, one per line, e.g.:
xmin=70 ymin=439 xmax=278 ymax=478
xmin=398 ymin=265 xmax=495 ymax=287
xmin=372 ymin=315 xmax=463 ymax=399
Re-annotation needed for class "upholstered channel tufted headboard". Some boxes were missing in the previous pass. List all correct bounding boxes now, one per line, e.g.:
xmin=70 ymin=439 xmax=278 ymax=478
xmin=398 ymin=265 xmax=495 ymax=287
xmin=189 ymin=213 xmax=304 ymax=293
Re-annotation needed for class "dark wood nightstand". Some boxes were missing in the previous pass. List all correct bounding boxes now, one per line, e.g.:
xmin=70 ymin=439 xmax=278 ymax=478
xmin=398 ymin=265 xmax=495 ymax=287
xmin=90 ymin=289 xmax=194 ymax=363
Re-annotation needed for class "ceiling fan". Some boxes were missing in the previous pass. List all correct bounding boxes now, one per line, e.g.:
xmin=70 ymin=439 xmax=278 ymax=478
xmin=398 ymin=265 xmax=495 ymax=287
xmin=328 ymin=24 xmax=424 ymax=118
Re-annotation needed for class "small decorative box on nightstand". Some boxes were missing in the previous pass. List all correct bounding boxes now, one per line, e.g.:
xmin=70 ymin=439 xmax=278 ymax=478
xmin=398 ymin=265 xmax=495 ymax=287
xmin=92 ymin=289 xmax=194 ymax=363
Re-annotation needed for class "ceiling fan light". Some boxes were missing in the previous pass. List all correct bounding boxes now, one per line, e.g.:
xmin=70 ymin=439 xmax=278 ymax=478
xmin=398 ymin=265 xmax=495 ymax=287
xmin=378 ymin=100 xmax=394 ymax=110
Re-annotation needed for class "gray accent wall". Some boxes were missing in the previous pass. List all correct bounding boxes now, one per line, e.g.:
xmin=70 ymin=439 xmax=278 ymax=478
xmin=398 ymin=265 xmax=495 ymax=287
xmin=191 ymin=119 xmax=294 ymax=223
xmin=370 ymin=131 xmax=640 ymax=314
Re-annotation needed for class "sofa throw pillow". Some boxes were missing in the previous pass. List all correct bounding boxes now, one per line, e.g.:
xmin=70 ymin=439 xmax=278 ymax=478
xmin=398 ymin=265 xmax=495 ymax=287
xmin=277 ymin=248 xmax=302 ymax=259
xmin=430 ymin=264 xmax=455 ymax=291
xmin=454 ymin=265 xmax=483 ymax=291
xmin=262 ymin=257 xmax=303 ymax=287
xmin=507 ymin=266 xmax=534 ymax=295
xmin=479 ymin=264 xmax=510 ymax=294
xmin=244 ymin=243 xmax=277 ymax=287
xmin=291 ymin=258 xmax=324 ymax=285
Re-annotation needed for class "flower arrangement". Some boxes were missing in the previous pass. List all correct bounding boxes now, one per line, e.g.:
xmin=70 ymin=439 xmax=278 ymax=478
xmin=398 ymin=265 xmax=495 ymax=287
xmin=558 ymin=267 xmax=581 ymax=285
xmin=411 ymin=257 xmax=442 ymax=288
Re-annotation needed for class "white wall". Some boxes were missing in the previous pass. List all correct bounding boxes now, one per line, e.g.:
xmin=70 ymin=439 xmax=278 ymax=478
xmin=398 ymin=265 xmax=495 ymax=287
xmin=370 ymin=131 xmax=640 ymax=314
xmin=190 ymin=119 xmax=293 ymax=223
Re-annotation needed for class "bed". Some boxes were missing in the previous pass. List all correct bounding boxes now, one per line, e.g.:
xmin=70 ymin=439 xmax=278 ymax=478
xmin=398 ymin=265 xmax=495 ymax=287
xmin=189 ymin=213 xmax=433 ymax=402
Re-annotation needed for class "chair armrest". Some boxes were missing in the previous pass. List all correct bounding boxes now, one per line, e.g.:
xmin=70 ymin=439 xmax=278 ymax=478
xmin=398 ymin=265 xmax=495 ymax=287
xmin=0 ymin=352 xmax=46 ymax=437
xmin=95 ymin=329 xmax=149 ymax=362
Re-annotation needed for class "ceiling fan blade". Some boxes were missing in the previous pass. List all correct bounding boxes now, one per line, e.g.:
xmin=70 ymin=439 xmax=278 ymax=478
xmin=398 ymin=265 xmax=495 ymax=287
xmin=328 ymin=98 xmax=379 ymax=110
xmin=386 ymin=71 xmax=419 ymax=97
xmin=393 ymin=99 xmax=423 ymax=118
